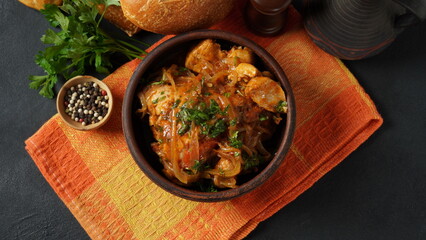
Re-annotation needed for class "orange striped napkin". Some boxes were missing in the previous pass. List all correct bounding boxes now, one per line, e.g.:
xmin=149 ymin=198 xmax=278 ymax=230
xmin=25 ymin=3 xmax=383 ymax=239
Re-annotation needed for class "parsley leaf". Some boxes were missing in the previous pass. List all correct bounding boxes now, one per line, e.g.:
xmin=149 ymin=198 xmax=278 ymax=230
xmin=102 ymin=0 xmax=120 ymax=8
xmin=152 ymin=96 xmax=166 ymax=104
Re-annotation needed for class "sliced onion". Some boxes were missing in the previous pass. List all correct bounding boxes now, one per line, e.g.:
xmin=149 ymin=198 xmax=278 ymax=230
xmin=189 ymin=122 xmax=200 ymax=167
xmin=213 ymin=176 xmax=237 ymax=188
xmin=167 ymin=68 xmax=189 ymax=184
xmin=256 ymin=141 xmax=271 ymax=159
xmin=136 ymin=91 xmax=148 ymax=118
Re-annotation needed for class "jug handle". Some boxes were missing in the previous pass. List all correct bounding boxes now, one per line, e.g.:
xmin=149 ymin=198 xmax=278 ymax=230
xmin=394 ymin=0 xmax=426 ymax=27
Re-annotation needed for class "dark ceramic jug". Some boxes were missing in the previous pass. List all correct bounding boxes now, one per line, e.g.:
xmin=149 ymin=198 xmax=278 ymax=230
xmin=303 ymin=0 xmax=426 ymax=60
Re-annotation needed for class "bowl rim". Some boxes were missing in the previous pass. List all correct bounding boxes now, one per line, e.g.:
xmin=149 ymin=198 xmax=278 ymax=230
xmin=122 ymin=29 xmax=296 ymax=202
xmin=57 ymin=75 xmax=113 ymax=131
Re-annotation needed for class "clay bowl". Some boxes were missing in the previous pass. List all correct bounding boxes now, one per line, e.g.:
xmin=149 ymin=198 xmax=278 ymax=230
xmin=57 ymin=75 xmax=113 ymax=131
xmin=122 ymin=30 xmax=295 ymax=202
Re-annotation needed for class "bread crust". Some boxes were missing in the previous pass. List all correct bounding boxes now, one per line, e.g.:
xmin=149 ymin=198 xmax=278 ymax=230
xmin=98 ymin=5 xmax=142 ymax=36
xmin=18 ymin=0 xmax=62 ymax=10
xmin=121 ymin=0 xmax=235 ymax=35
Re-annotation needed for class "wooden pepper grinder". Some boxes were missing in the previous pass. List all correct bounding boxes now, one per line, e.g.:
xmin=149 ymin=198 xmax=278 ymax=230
xmin=244 ymin=0 xmax=292 ymax=36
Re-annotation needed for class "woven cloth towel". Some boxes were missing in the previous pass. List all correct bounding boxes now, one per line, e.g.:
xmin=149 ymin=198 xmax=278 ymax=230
xmin=25 ymin=4 xmax=383 ymax=240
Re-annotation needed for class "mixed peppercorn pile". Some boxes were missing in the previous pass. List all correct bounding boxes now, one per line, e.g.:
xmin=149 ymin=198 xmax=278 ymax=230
xmin=63 ymin=81 xmax=110 ymax=126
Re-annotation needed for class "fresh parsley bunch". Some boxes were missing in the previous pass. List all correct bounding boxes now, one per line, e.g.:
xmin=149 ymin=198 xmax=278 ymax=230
xmin=29 ymin=0 xmax=148 ymax=98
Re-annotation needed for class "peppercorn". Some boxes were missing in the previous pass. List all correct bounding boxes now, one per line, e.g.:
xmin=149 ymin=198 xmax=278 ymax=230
xmin=63 ymin=81 xmax=110 ymax=127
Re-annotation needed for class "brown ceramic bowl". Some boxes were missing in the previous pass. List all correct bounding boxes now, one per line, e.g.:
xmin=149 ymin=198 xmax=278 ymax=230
xmin=122 ymin=30 xmax=295 ymax=202
xmin=57 ymin=75 xmax=113 ymax=131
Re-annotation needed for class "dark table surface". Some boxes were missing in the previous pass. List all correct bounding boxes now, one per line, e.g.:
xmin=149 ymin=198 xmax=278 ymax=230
xmin=1 ymin=1 xmax=426 ymax=239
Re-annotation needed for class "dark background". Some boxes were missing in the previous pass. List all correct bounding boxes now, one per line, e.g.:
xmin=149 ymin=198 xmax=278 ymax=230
xmin=1 ymin=0 xmax=425 ymax=239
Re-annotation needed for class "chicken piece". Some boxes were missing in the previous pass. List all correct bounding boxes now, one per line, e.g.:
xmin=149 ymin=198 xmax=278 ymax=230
xmin=143 ymin=84 xmax=173 ymax=118
xmin=245 ymin=77 xmax=287 ymax=113
xmin=235 ymin=63 xmax=259 ymax=77
xmin=227 ymin=46 xmax=254 ymax=65
xmin=228 ymin=63 xmax=260 ymax=84
xmin=97 ymin=5 xmax=141 ymax=36
xmin=216 ymin=158 xmax=234 ymax=172
xmin=185 ymin=39 xmax=226 ymax=74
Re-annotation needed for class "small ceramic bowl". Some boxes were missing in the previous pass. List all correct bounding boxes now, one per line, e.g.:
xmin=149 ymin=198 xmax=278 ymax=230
xmin=57 ymin=75 xmax=113 ymax=131
xmin=122 ymin=30 xmax=296 ymax=202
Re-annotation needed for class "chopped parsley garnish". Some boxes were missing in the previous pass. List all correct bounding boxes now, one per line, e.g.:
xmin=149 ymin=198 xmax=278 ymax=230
xmin=173 ymin=67 xmax=190 ymax=76
xmin=206 ymin=99 xmax=221 ymax=116
xmin=195 ymin=180 xmax=218 ymax=192
xmin=183 ymin=168 xmax=195 ymax=175
xmin=178 ymin=123 xmax=190 ymax=135
xmin=191 ymin=160 xmax=203 ymax=172
xmin=229 ymin=119 xmax=237 ymax=126
xmin=176 ymin=99 xmax=229 ymax=138
xmin=150 ymin=80 xmax=165 ymax=85
xmin=152 ymin=96 xmax=166 ymax=104
xmin=229 ymin=131 xmax=243 ymax=148
xmin=259 ymin=114 xmax=269 ymax=121
xmin=224 ymin=92 xmax=231 ymax=98
xmin=191 ymin=160 xmax=211 ymax=172
xmin=209 ymin=119 xmax=227 ymax=138
xmin=172 ymin=99 xmax=181 ymax=108
xmin=179 ymin=67 xmax=189 ymax=72
xmin=275 ymin=100 xmax=288 ymax=113
xmin=177 ymin=107 xmax=209 ymax=124
xmin=242 ymin=152 xmax=265 ymax=170
xmin=151 ymin=72 xmax=169 ymax=85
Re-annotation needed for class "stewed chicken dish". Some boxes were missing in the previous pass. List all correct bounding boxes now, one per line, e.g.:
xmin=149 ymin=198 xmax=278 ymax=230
xmin=137 ymin=39 xmax=287 ymax=190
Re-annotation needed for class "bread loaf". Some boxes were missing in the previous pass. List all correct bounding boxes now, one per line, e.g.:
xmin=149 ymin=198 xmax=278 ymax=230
xmin=18 ymin=0 xmax=62 ymax=10
xmin=97 ymin=5 xmax=142 ymax=36
xmin=121 ymin=0 xmax=236 ymax=35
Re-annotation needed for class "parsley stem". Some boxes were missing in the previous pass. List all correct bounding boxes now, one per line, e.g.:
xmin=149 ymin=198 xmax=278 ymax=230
xmin=97 ymin=29 xmax=146 ymax=58
xmin=108 ymin=48 xmax=144 ymax=59
xmin=116 ymin=39 xmax=147 ymax=55
xmin=62 ymin=55 xmax=90 ymax=71
xmin=127 ymin=37 xmax=151 ymax=48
